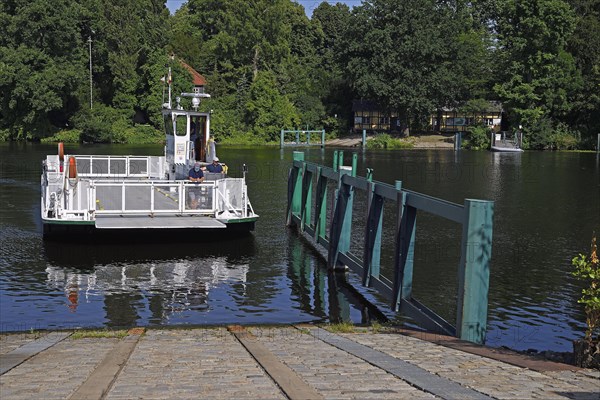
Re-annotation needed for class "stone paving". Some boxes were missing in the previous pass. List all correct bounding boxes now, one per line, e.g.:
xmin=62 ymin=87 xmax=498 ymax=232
xmin=107 ymin=329 xmax=284 ymax=400
xmin=0 ymin=326 xmax=598 ymax=400
xmin=342 ymin=332 xmax=599 ymax=400
xmin=1 ymin=337 xmax=119 ymax=399
xmin=248 ymin=327 xmax=436 ymax=399
xmin=0 ymin=333 xmax=40 ymax=356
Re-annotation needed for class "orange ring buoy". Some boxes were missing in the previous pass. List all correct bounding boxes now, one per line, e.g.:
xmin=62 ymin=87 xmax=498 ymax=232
xmin=68 ymin=156 xmax=77 ymax=179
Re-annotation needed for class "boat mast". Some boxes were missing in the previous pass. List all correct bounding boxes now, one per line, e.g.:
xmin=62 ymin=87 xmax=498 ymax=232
xmin=168 ymin=67 xmax=172 ymax=109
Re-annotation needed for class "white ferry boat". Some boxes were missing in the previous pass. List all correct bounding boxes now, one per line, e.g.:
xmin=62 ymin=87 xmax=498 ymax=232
xmin=490 ymin=130 xmax=524 ymax=152
xmin=41 ymin=69 xmax=258 ymax=237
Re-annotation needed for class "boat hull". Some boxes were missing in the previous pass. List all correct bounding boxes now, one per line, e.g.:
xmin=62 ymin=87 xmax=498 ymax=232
xmin=42 ymin=217 xmax=256 ymax=241
xmin=490 ymin=146 xmax=524 ymax=152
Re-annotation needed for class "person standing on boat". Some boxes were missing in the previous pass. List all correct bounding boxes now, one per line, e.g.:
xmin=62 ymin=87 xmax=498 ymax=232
xmin=206 ymin=157 xmax=223 ymax=173
xmin=188 ymin=162 xmax=204 ymax=209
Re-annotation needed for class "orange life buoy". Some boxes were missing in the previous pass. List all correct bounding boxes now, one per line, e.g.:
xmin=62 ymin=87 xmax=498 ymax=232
xmin=68 ymin=156 xmax=77 ymax=179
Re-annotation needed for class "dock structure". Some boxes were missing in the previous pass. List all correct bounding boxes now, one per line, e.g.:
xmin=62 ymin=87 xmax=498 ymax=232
xmin=1 ymin=327 xmax=597 ymax=400
xmin=280 ymin=129 xmax=326 ymax=148
xmin=490 ymin=130 xmax=524 ymax=152
xmin=287 ymin=151 xmax=494 ymax=345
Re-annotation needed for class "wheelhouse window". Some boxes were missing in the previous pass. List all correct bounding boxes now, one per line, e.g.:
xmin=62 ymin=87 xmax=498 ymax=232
xmin=164 ymin=115 xmax=174 ymax=136
xmin=175 ymin=115 xmax=187 ymax=136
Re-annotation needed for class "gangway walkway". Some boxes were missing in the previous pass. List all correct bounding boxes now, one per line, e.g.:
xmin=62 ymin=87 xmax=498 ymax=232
xmin=1 ymin=326 xmax=598 ymax=399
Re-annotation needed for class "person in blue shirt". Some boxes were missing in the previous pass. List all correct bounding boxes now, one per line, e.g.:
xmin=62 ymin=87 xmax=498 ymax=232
xmin=188 ymin=162 xmax=204 ymax=182
xmin=188 ymin=162 xmax=204 ymax=208
xmin=206 ymin=157 xmax=223 ymax=173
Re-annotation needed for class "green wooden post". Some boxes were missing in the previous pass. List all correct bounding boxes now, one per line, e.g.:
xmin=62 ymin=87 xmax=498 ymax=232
xmin=286 ymin=167 xmax=298 ymax=226
xmin=300 ymin=165 xmax=312 ymax=231
xmin=314 ymin=167 xmax=328 ymax=241
xmin=291 ymin=151 xmax=304 ymax=218
xmin=328 ymin=165 xmax=353 ymax=269
xmin=333 ymin=150 xmax=339 ymax=172
xmin=338 ymin=165 xmax=353 ymax=262
xmin=351 ymin=153 xmax=357 ymax=177
xmin=392 ymin=180 xmax=416 ymax=310
xmin=457 ymin=199 xmax=494 ymax=344
xmin=363 ymin=169 xmax=383 ymax=286
xmin=337 ymin=151 xmax=344 ymax=171
xmin=280 ymin=129 xmax=284 ymax=149
xmin=321 ymin=129 xmax=326 ymax=148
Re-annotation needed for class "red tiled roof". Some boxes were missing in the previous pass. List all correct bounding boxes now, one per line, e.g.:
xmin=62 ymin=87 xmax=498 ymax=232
xmin=179 ymin=60 xmax=207 ymax=86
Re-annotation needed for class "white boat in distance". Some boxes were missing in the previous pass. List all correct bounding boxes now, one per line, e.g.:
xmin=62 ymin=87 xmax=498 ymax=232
xmin=490 ymin=130 xmax=524 ymax=152
xmin=41 ymin=68 xmax=258 ymax=238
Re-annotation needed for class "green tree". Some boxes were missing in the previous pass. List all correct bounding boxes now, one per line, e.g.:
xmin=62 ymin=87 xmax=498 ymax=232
xmin=173 ymin=0 xmax=327 ymax=138
xmin=86 ymin=0 xmax=170 ymax=119
xmin=279 ymin=2 xmax=326 ymax=129
xmin=340 ymin=0 xmax=481 ymax=132
xmin=494 ymin=0 xmax=580 ymax=147
xmin=0 ymin=0 xmax=86 ymax=139
xmin=138 ymin=52 xmax=193 ymax=128
xmin=245 ymin=71 xmax=299 ymax=141
xmin=567 ymin=0 xmax=600 ymax=141
xmin=312 ymin=2 xmax=354 ymax=132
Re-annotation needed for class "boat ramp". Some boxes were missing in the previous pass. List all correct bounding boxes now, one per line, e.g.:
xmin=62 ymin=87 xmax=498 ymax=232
xmin=1 ymin=326 xmax=598 ymax=399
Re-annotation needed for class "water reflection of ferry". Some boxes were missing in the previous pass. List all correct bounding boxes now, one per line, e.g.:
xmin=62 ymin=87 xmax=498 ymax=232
xmin=43 ymin=238 xmax=255 ymax=323
xmin=46 ymin=261 xmax=248 ymax=315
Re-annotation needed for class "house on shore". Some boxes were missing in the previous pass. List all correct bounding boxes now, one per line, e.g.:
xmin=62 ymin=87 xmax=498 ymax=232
xmin=431 ymin=102 xmax=505 ymax=133
xmin=352 ymin=99 xmax=505 ymax=134
xmin=352 ymin=100 xmax=401 ymax=133
xmin=179 ymin=60 xmax=207 ymax=94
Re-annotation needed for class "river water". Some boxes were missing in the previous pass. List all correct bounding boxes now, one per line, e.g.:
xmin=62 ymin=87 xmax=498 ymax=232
xmin=0 ymin=142 xmax=598 ymax=353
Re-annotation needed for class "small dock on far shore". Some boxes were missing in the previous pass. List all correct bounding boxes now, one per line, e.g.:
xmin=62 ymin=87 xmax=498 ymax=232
xmin=1 ymin=326 xmax=598 ymax=400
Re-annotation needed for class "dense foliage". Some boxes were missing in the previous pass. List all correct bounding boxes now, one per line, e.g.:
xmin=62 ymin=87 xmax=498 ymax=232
xmin=572 ymin=234 xmax=599 ymax=341
xmin=0 ymin=0 xmax=598 ymax=148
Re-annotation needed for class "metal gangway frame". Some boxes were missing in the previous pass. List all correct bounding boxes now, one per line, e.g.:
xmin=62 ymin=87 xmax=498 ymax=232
xmin=280 ymin=129 xmax=326 ymax=148
xmin=286 ymin=151 xmax=494 ymax=344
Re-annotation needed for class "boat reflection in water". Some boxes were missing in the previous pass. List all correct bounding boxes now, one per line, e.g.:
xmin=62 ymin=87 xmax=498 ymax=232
xmin=43 ymin=237 xmax=255 ymax=326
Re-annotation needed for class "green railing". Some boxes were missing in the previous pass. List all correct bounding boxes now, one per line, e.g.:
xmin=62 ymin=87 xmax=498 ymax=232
xmin=280 ymin=129 xmax=326 ymax=148
xmin=286 ymin=151 xmax=494 ymax=344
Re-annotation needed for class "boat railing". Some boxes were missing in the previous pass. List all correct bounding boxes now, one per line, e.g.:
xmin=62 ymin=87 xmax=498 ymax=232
xmin=491 ymin=131 xmax=523 ymax=149
xmin=73 ymin=155 xmax=165 ymax=179
xmin=90 ymin=180 xmax=217 ymax=215
xmin=49 ymin=178 xmax=249 ymax=220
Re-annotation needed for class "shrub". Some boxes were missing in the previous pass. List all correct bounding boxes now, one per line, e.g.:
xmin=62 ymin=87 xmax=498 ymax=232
xmin=72 ymin=105 xmax=127 ymax=143
xmin=465 ymin=125 xmax=491 ymax=150
xmin=367 ymin=133 xmax=413 ymax=149
xmin=0 ymin=129 xmax=12 ymax=141
xmin=522 ymin=117 xmax=553 ymax=150
xmin=218 ymin=132 xmax=266 ymax=145
xmin=549 ymin=123 xmax=578 ymax=150
xmin=122 ymin=124 xmax=163 ymax=144
xmin=41 ymin=129 xmax=82 ymax=143
xmin=572 ymin=233 xmax=600 ymax=341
